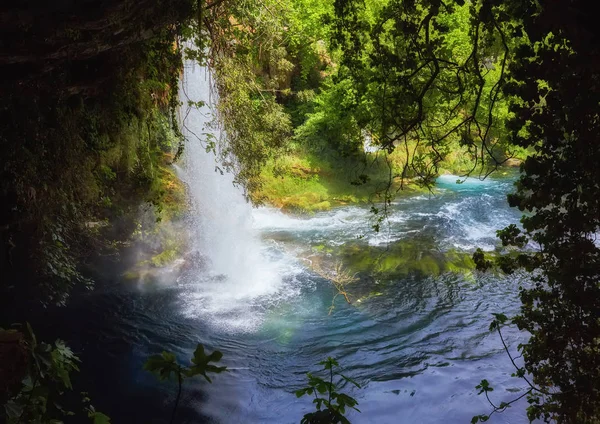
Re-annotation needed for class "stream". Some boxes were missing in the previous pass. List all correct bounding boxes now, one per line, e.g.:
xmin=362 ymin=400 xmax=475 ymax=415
xmin=37 ymin=65 xmax=531 ymax=424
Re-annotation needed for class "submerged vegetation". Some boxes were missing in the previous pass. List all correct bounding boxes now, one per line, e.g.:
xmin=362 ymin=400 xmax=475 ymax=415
xmin=1 ymin=0 xmax=599 ymax=423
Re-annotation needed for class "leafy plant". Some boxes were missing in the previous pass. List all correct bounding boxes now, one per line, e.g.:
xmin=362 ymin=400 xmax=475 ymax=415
xmin=2 ymin=323 xmax=110 ymax=424
xmin=144 ymin=344 xmax=227 ymax=424
xmin=296 ymin=357 xmax=361 ymax=424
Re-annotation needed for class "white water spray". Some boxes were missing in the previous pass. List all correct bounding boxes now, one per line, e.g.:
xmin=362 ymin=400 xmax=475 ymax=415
xmin=176 ymin=63 xmax=301 ymax=332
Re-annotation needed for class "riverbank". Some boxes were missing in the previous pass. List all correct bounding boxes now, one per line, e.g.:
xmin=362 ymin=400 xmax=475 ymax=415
xmin=251 ymin=146 xmax=523 ymax=214
xmin=252 ymin=151 xmax=426 ymax=213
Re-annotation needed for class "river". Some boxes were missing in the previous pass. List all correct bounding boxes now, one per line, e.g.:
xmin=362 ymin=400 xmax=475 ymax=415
xmin=36 ymin=65 xmax=530 ymax=424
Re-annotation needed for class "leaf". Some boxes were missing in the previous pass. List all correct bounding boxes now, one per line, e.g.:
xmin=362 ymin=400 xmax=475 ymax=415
xmin=56 ymin=366 xmax=72 ymax=389
xmin=91 ymin=412 xmax=112 ymax=424
xmin=186 ymin=344 xmax=227 ymax=382
xmin=492 ymin=313 xmax=508 ymax=324
xmin=475 ymin=379 xmax=493 ymax=394
xmin=318 ymin=357 xmax=339 ymax=370
xmin=307 ymin=374 xmax=327 ymax=388
xmin=336 ymin=393 xmax=359 ymax=409
xmin=144 ymin=351 xmax=180 ymax=381
xmin=4 ymin=400 xmax=23 ymax=419
xmin=26 ymin=321 xmax=38 ymax=347
xmin=295 ymin=388 xmax=308 ymax=398
xmin=337 ymin=373 xmax=361 ymax=389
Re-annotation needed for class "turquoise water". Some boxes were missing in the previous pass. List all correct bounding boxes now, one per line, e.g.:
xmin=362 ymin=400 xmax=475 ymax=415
xmin=35 ymin=172 xmax=533 ymax=423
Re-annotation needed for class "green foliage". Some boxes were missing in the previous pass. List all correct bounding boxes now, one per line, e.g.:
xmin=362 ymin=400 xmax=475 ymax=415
xmin=294 ymin=76 xmax=365 ymax=156
xmin=468 ymin=1 xmax=600 ymax=421
xmin=144 ymin=344 xmax=227 ymax=382
xmin=296 ymin=357 xmax=361 ymax=424
xmin=198 ymin=0 xmax=524 ymax=211
xmin=327 ymin=0 xmax=526 ymax=188
xmin=471 ymin=316 xmax=544 ymax=424
xmin=197 ymin=0 xmax=299 ymax=195
xmin=496 ymin=224 xmax=527 ymax=248
xmin=213 ymin=54 xmax=293 ymax=194
xmin=4 ymin=1 xmax=600 ymax=423
xmin=82 ymin=394 xmax=112 ymax=424
xmin=2 ymin=324 xmax=109 ymax=424
xmin=144 ymin=351 xmax=181 ymax=381
xmin=186 ymin=344 xmax=227 ymax=382
xmin=254 ymin=149 xmax=428 ymax=213
xmin=472 ymin=248 xmax=492 ymax=272
xmin=0 ymin=18 xmax=189 ymax=305
xmin=327 ymin=0 xmax=600 ymax=420
xmin=144 ymin=344 xmax=226 ymax=423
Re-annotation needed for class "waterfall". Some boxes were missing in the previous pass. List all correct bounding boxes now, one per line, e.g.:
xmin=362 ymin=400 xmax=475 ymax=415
xmin=176 ymin=62 xmax=298 ymax=332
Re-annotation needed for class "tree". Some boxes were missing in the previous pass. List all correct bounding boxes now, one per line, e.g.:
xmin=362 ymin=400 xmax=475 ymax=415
xmin=332 ymin=0 xmax=600 ymax=421
xmin=330 ymin=0 xmax=522 ymax=188
xmin=481 ymin=1 xmax=600 ymax=421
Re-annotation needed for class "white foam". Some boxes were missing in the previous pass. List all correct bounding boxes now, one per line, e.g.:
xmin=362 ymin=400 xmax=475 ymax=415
xmin=177 ymin=64 xmax=304 ymax=332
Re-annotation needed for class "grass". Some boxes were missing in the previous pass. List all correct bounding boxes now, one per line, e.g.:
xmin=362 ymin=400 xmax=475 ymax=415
xmin=252 ymin=148 xmax=428 ymax=213
xmin=252 ymin=136 xmax=527 ymax=214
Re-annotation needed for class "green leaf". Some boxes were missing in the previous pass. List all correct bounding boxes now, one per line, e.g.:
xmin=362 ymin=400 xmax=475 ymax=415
xmin=143 ymin=351 xmax=180 ymax=381
xmin=5 ymin=400 xmax=23 ymax=419
xmin=26 ymin=321 xmax=38 ymax=347
xmin=307 ymin=374 xmax=327 ymax=387
xmin=475 ymin=379 xmax=494 ymax=394
xmin=186 ymin=344 xmax=227 ymax=382
xmin=336 ymin=393 xmax=359 ymax=409
xmin=318 ymin=357 xmax=339 ymax=370
xmin=337 ymin=373 xmax=361 ymax=388
xmin=91 ymin=412 xmax=112 ymax=424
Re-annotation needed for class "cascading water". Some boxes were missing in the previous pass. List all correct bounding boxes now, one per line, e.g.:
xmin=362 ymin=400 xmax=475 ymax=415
xmin=176 ymin=63 xmax=301 ymax=332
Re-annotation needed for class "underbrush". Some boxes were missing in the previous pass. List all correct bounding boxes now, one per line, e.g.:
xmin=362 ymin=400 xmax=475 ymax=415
xmin=253 ymin=148 xmax=428 ymax=213
xmin=253 ymin=141 xmax=524 ymax=213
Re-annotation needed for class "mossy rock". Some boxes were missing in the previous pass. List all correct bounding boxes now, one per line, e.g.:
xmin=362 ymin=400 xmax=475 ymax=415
xmin=150 ymin=248 xmax=179 ymax=267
